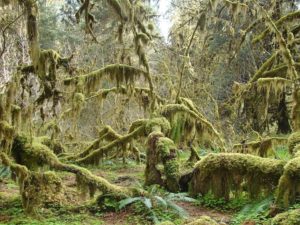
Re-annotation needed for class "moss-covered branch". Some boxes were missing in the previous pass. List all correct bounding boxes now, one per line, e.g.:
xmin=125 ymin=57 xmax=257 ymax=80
xmin=253 ymin=10 xmax=300 ymax=44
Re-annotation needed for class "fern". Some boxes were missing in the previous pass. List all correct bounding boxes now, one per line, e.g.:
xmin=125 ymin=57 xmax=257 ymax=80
xmin=231 ymin=196 xmax=273 ymax=225
xmin=0 ymin=166 xmax=10 ymax=179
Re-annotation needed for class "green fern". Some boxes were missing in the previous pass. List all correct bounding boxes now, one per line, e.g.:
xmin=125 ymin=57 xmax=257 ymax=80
xmin=0 ymin=166 xmax=10 ymax=180
xmin=231 ymin=196 xmax=273 ymax=225
xmin=117 ymin=188 xmax=198 ymax=223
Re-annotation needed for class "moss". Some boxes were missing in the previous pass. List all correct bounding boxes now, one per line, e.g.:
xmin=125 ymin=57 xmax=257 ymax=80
xmin=145 ymin=117 xmax=171 ymax=134
xmin=253 ymin=11 xmax=300 ymax=44
xmin=21 ymin=171 xmax=62 ymax=214
xmin=190 ymin=153 xmax=285 ymax=200
xmin=158 ymin=222 xmax=175 ymax=225
xmin=40 ymin=120 xmax=61 ymax=140
xmin=0 ymin=152 xmax=62 ymax=214
xmin=6 ymin=135 xmax=145 ymax=210
xmin=34 ymin=136 xmax=66 ymax=155
xmin=64 ymin=64 xmax=153 ymax=94
xmin=276 ymin=156 xmax=300 ymax=207
xmin=11 ymin=135 xmax=59 ymax=170
xmin=233 ymin=138 xmax=275 ymax=157
xmin=11 ymin=104 xmax=21 ymax=129
xmin=75 ymin=125 xmax=145 ymax=165
xmin=250 ymin=53 xmax=278 ymax=82
xmin=265 ymin=209 xmax=300 ymax=225
xmin=186 ymin=216 xmax=219 ymax=225
xmin=288 ymin=132 xmax=300 ymax=156
xmin=159 ymin=104 xmax=224 ymax=149
xmin=145 ymin=132 xmax=180 ymax=192
xmin=292 ymin=89 xmax=300 ymax=131
xmin=0 ymin=120 xmax=14 ymax=140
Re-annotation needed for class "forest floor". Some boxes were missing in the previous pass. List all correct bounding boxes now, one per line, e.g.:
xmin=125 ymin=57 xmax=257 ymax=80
xmin=0 ymin=152 xmax=234 ymax=225
xmin=3 ymin=147 xmax=293 ymax=225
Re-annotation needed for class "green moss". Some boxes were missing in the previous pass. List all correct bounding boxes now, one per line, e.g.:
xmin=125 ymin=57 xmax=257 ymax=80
xmin=276 ymin=156 xmax=300 ymax=207
xmin=145 ymin=117 xmax=171 ymax=134
xmin=265 ymin=209 xmax=300 ymax=225
xmin=190 ymin=153 xmax=285 ymax=200
xmin=292 ymin=89 xmax=300 ymax=131
xmin=233 ymin=138 xmax=275 ymax=157
xmin=186 ymin=216 xmax=219 ymax=225
xmin=145 ymin=132 xmax=180 ymax=192
xmin=0 ymin=120 xmax=14 ymax=140
xmin=288 ymin=132 xmax=300 ymax=156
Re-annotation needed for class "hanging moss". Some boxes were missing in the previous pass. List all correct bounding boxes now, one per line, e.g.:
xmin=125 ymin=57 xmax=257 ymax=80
xmin=0 ymin=121 xmax=14 ymax=141
xmin=265 ymin=209 xmax=300 ymax=225
xmin=0 ymin=153 xmax=62 ymax=215
xmin=11 ymin=105 xmax=21 ymax=129
xmin=159 ymin=104 xmax=224 ymax=149
xmin=75 ymin=125 xmax=145 ymax=165
xmin=253 ymin=11 xmax=300 ymax=44
xmin=190 ymin=153 xmax=285 ymax=200
xmin=64 ymin=64 xmax=153 ymax=94
xmin=7 ymin=135 xmax=145 ymax=206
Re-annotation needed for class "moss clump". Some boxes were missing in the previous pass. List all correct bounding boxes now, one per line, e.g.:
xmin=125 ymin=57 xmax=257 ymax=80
xmin=0 ymin=120 xmax=15 ymax=153
xmin=276 ymin=156 xmax=300 ymax=207
xmin=190 ymin=153 xmax=285 ymax=200
xmin=11 ymin=135 xmax=59 ymax=170
xmin=186 ymin=216 xmax=219 ymax=225
xmin=0 ymin=153 xmax=62 ymax=214
xmin=233 ymin=138 xmax=275 ymax=157
xmin=145 ymin=117 xmax=171 ymax=134
xmin=145 ymin=131 xmax=180 ymax=192
xmin=35 ymin=136 xmax=66 ymax=155
xmin=0 ymin=121 xmax=14 ymax=140
xmin=265 ymin=209 xmax=300 ymax=225
xmin=288 ymin=132 xmax=300 ymax=156
xmin=21 ymin=171 xmax=62 ymax=214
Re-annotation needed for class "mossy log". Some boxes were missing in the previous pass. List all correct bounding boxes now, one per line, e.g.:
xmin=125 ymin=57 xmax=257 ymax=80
xmin=288 ymin=132 xmax=300 ymax=156
xmin=190 ymin=153 xmax=285 ymax=200
xmin=276 ymin=156 xmax=300 ymax=207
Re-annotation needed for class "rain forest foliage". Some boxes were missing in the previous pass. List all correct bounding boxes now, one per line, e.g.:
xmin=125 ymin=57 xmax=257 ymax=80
xmin=1 ymin=0 xmax=300 ymax=224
